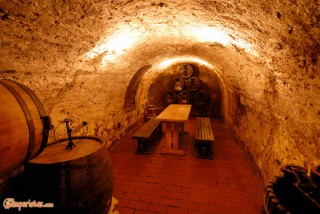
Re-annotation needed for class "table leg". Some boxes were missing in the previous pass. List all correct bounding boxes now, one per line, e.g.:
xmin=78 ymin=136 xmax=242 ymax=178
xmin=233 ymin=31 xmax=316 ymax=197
xmin=179 ymin=122 xmax=188 ymax=135
xmin=161 ymin=122 xmax=185 ymax=155
xmin=164 ymin=122 xmax=173 ymax=149
xmin=172 ymin=122 xmax=180 ymax=150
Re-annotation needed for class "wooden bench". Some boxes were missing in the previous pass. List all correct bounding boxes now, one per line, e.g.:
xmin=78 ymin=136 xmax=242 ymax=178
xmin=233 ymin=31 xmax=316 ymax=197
xmin=195 ymin=117 xmax=214 ymax=159
xmin=132 ymin=118 xmax=162 ymax=154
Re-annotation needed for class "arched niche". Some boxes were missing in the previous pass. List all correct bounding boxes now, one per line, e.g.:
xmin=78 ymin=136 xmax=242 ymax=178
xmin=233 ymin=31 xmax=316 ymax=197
xmin=124 ymin=65 xmax=152 ymax=112
xmin=148 ymin=63 xmax=222 ymax=117
xmin=133 ymin=57 xmax=229 ymax=120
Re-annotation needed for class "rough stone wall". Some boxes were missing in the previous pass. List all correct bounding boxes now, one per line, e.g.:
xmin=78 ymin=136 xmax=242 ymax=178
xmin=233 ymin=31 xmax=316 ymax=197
xmin=227 ymin=0 xmax=320 ymax=182
xmin=0 ymin=0 xmax=319 ymax=183
xmin=229 ymin=57 xmax=320 ymax=182
xmin=0 ymin=0 xmax=146 ymax=143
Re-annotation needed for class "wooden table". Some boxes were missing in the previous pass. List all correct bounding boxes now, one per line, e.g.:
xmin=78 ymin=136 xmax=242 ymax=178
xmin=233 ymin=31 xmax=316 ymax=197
xmin=156 ymin=104 xmax=192 ymax=155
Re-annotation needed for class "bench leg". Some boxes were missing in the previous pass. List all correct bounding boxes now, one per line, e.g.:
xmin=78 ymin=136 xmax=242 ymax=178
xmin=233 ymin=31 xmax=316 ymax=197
xmin=196 ymin=141 xmax=213 ymax=159
xmin=137 ymin=139 xmax=149 ymax=154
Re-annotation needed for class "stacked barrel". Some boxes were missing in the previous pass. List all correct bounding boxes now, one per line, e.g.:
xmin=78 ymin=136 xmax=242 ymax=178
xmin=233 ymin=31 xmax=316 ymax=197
xmin=166 ymin=64 xmax=209 ymax=105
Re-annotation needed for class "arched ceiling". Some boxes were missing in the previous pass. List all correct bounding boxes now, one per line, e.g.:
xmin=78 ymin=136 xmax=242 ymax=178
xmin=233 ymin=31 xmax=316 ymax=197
xmin=0 ymin=0 xmax=319 ymax=182
xmin=1 ymin=0 xmax=319 ymax=72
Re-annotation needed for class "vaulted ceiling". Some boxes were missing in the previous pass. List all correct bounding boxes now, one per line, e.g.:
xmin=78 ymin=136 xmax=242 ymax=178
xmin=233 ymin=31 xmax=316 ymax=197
xmin=0 ymin=0 xmax=319 ymax=182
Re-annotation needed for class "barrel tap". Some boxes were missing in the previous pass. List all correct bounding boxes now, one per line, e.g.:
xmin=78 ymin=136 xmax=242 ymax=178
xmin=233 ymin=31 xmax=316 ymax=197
xmin=63 ymin=118 xmax=75 ymax=150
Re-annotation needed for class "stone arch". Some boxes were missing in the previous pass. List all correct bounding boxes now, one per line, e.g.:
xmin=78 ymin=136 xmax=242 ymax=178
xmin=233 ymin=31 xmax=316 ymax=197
xmin=124 ymin=65 xmax=152 ymax=112
xmin=134 ymin=57 xmax=230 ymax=120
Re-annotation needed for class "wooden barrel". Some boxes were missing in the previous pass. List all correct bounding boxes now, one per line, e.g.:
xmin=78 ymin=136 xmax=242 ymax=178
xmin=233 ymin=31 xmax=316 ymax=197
xmin=146 ymin=105 xmax=157 ymax=117
xmin=24 ymin=136 xmax=113 ymax=214
xmin=0 ymin=79 xmax=51 ymax=178
xmin=186 ymin=77 xmax=200 ymax=91
xmin=166 ymin=90 xmax=177 ymax=104
xmin=178 ymin=90 xmax=192 ymax=104
xmin=179 ymin=64 xmax=193 ymax=79
xmin=171 ymin=77 xmax=185 ymax=92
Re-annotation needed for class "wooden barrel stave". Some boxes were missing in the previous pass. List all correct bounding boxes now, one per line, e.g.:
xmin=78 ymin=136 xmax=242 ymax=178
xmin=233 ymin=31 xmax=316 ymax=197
xmin=0 ymin=82 xmax=29 ymax=174
xmin=8 ymin=81 xmax=44 ymax=158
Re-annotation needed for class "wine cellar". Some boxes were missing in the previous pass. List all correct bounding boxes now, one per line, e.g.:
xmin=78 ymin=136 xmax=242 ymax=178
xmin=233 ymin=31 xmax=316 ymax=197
xmin=0 ymin=0 xmax=319 ymax=213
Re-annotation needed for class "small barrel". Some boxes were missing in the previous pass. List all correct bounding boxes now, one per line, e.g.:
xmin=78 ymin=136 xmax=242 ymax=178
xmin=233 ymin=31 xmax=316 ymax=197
xmin=0 ymin=79 xmax=51 ymax=178
xmin=24 ymin=136 xmax=113 ymax=213
xmin=146 ymin=105 xmax=157 ymax=117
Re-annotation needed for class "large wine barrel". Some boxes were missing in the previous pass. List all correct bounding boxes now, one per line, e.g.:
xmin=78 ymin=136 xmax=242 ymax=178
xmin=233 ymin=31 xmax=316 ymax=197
xmin=186 ymin=77 xmax=200 ymax=91
xmin=171 ymin=77 xmax=185 ymax=92
xmin=0 ymin=79 xmax=51 ymax=178
xmin=179 ymin=64 xmax=193 ymax=79
xmin=178 ymin=90 xmax=192 ymax=104
xmin=24 ymin=136 xmax=113 ymax=214
xmin=165 ymin=90 xmax=177 ymax=104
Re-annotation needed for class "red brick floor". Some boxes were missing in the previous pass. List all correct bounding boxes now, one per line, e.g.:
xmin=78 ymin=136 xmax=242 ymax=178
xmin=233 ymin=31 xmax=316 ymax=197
xmin=109 ymin=117 xmax=264 ymax=214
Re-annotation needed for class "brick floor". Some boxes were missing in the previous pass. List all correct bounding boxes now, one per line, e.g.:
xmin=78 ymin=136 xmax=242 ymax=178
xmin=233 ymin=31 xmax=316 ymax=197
xmin=109 ymin=117 xmax=264 ymax=214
